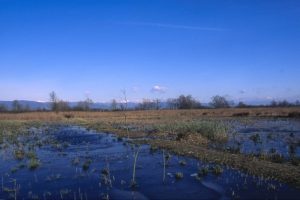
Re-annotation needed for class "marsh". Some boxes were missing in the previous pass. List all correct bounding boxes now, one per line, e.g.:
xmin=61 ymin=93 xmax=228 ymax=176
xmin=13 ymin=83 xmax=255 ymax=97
xmin=1 ymin=122 xmax=300 ymax=199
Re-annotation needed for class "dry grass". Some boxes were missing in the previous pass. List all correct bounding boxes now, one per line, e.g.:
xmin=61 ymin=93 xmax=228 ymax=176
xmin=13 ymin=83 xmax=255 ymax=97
xmin=0 ymin=107 xmax=299 ymax=122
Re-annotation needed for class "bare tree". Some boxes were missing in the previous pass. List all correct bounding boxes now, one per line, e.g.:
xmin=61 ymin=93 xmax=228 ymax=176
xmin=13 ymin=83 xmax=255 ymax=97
xmin=277 ymin=100 xmax=291 ymax=107
xmin=111 ymin=99 xmax=118 ymax=111
xmin=236 ymin=101 xmax=248 ymax=108
xmin=137 ymin=99 xmax=156 ymax=110
xmin=57 ymin=100 xmax=70 ymax=111
xmin=12 ymin=100 xmax=22 ymax=112
xmin=121 ymin=89 xmax=128 ymax=111
xmin=155 ymin=99 xmax=161 ymax=110
xmin=270 ymin=100 xmax=277 ymax=107
xmin=49 ymin=91 xmax=59 ymax=112
xmin=177 ymin=95 xmax=201 ymax=109
xmin=210 ymin=95 xmax=230 ymax=108
xmin=121 ymin=89 xmax=129 ymax=138
xmin=84 ymin=98 xmax=93 ymax=110
xmin=270 ymin=100 xmax=292 ymax=107
xmin=167 ymin=98 xmax=178 ymax=110
xmin=75 ymin=98 xmax=93 ymax=111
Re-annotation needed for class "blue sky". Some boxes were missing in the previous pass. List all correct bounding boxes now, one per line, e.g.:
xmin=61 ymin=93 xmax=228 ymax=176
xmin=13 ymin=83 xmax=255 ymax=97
xmin=0 ymin=0 xmax=299 ymax=103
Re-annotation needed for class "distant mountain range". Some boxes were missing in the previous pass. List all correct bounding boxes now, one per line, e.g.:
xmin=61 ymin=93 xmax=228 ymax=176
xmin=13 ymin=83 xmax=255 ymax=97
xmin=0 ymin=101 xmax=51 ymax=110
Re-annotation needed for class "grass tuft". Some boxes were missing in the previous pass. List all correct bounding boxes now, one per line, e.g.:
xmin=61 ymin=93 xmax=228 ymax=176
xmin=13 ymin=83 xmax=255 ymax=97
xmin=175 ymin=172 xmax=184 ymax=180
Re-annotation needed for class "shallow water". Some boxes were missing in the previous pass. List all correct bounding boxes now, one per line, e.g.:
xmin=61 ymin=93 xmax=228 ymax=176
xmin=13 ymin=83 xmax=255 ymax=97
xmin=1 ymin=125 xmax=300 ymax=199
xmin=221 ymin=118 xmax=300 ymax=158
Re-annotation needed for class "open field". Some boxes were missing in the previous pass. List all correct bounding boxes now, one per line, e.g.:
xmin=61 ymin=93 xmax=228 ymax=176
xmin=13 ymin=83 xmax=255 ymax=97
xmin=1 ymin=108 xmax=300 ymax=199
xmin=1 ymin=107 xmax=300 ymax=121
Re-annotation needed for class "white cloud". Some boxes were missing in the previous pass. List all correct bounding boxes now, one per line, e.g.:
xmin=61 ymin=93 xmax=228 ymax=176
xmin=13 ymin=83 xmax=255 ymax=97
xmin=151 ymin=85 xmax=167 ymax=93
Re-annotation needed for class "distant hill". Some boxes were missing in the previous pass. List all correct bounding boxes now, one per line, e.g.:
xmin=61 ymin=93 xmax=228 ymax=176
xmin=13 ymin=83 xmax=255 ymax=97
xmin=0 ymin=100 xmax=50 ymax=110
xmin=0 ymin=100 xmax=141 ymax=111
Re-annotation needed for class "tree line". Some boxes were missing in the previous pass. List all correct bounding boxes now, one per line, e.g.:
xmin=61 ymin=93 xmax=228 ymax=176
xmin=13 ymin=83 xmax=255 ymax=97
xmin=49 ymin=91 xmax=94 ymax=112
xmin=0 ymin=92 xmax=299 ymax=113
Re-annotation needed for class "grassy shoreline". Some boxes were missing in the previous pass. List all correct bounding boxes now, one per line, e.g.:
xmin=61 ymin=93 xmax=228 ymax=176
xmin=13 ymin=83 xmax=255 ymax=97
xmin=1 ymin=108 xmax=300 ymax=187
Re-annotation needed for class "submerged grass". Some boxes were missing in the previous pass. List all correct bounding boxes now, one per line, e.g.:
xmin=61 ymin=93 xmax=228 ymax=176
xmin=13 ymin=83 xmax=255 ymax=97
xmin=147 ymin=139 xmax=300 ymax=186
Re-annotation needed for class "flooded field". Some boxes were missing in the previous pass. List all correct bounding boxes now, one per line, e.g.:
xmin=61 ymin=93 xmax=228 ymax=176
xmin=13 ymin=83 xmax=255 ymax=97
xmin=1 ymin=124 xmax=300 ymax=199
xmin=219 ymin=118 xmax=300 ymax=161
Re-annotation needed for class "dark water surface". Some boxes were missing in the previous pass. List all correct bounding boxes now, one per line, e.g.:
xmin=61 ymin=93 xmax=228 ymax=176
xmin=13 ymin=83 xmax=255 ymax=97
xmin=1 ymin=125 xmax=300 ymax=199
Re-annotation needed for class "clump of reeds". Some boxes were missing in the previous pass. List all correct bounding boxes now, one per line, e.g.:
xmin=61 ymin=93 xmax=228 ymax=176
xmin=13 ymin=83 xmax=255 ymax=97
xmin=175 ymin=172 xmax=184 ymax=180
xmin=82 ymin=159 xmax=92 ymax=171
xmin=14 ymin=149 xmax=25 ymax=160
xmin=197 ymin=166 xmax=209 ymax=177
xmin=131 ymin=146 xmax=140 ymax=188
xmin=28 ymin=158 xmax=40 ymax=170
xmin=155 ymin=120 xmax=229 ymax=143
xmin=212 ymin=165 xmax=223 ymax=175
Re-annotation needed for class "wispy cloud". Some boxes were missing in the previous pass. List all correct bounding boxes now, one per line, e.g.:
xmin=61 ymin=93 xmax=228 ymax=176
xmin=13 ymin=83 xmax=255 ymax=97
xmin=151 ymin=85 xmax=168 ymax=93
xmin=120 ymin=22 xmax=227 ymax=31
